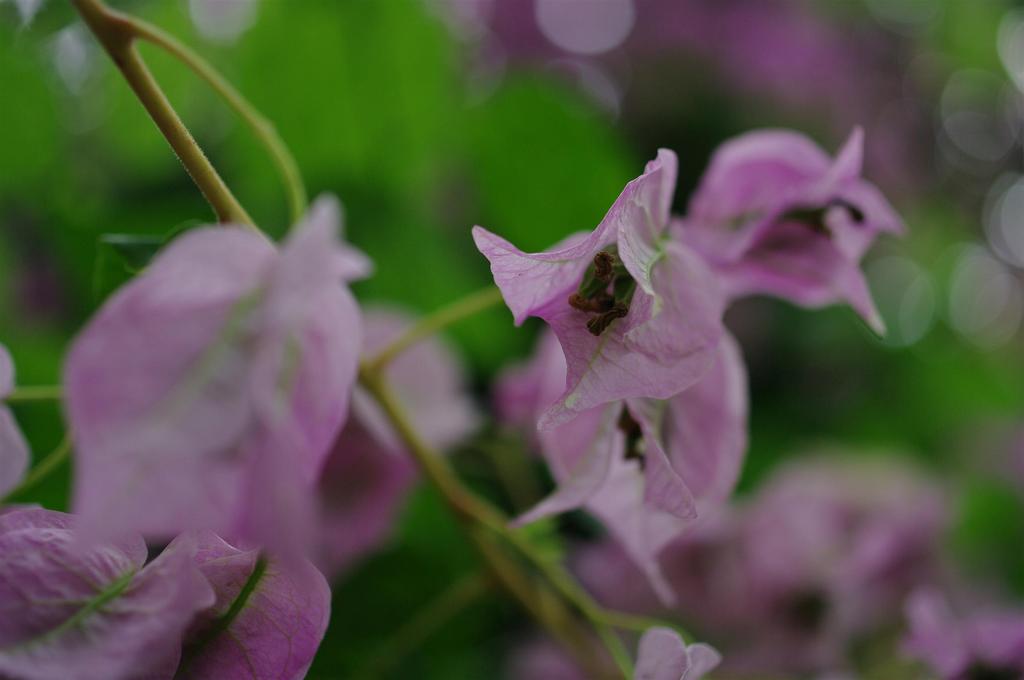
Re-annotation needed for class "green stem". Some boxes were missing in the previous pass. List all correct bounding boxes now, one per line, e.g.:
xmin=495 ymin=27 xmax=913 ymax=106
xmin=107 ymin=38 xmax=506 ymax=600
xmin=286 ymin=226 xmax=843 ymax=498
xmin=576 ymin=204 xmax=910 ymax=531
xmin=351 ymin=572 xmax=491 ymax=680
xmin=363 ymin=286 xmax=504 ymax=373
xmin=357 ymin=365 xmax=635 ymax=678
xmin=71 ymin=0 xmax=255 ymax=226
xmin=2 ymin=436 xmax=72 ymax=503
xmin=469 ymin=527 xmax=618 ymax=680
xmin=593 ymin=610 xmax=690 ymax=639
xmin=358 ymin=365 xmax=495 ymax=524
xmin=4 ymin=385 xmax=62 ymax=403
xmin=125 ymin=18 xmax=307 ymax=223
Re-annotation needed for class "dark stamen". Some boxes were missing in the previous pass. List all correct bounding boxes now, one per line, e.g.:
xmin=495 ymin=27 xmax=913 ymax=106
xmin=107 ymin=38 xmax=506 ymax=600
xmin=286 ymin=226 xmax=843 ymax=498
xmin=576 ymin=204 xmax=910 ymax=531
xmin=586 ymin=304 xmax=627 ymax=336
xmin=593 ymin=251 xmax=616 ymax=282
xmin=783 ymin=198 xmax=866 ymax=235
xmin=618 ymin=409 xmax=645 ymax=469
xmin=833 ymin=198 xmax=865 ymax=223
xmin=570 ymin=248 xmax=636 ymax=336
xmin=568 ymin=292 xmax=614 ymax=313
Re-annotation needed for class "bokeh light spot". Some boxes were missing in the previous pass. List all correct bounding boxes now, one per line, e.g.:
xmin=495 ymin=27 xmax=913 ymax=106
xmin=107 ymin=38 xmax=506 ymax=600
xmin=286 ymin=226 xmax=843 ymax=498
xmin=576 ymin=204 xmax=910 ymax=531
xmin=534 ymin=0 xmax=635 ymax=56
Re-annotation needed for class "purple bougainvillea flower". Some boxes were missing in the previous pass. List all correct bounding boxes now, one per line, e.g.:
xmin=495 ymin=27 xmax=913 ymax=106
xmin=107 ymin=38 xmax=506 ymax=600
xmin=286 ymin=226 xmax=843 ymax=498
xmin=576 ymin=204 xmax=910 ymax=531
xmin=0 ymin=507 xmax=214 ymax=680
xmin=576 ymin=454 xmax=947 ymax=677
xmin=680 ymin=128 xmax=903 ymax=334
xmin=316 ymin=307 xmax=477 ymax=577
xmin=0 ymin=344 xmax=28 ymax=498
xmin=506 ymin=629 xmax=720 ymax=680
xmin=904 ymin=590 xmax=1024 ymax=680
xmin=171 ymin=530 xmax=331 ymax=680
xmin=497 ymin=327 xmax=747 ymax=602
xmin=636 ymin=627 xmax=721 ymax=680
xmin=475 ymin=148 xmax=724 ymax=427
xmin=65 ymin=195 xmax=367 ymax=554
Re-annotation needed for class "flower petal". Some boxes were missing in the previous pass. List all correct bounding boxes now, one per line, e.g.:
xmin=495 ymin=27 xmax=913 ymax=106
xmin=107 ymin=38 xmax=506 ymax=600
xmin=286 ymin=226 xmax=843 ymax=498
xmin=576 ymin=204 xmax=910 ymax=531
xmin=0 ymin=344 xmax=13 ymax=397
xmin=472 ymin=227 xmax=611 ymax=326
xmin=175 ymin=531 xmax=331 ymax=680
xmin=715 ymin=221 xmax=885 ymax=333
xmin=513 ymin=404 xmax=620 ymax=526
xmin=67 ymin=201 xmax=364 ymax=552
xmin=664 ymin=331 xmax=748 ymax=508
xmin=0 ymin=409 xmax=28 ymax=499
xmin=686 ymin=129 xmax=833 ymax=259
xmin=685 ymin=643 xmax=723 ymax=679
xmin=67 ymin=227 xmax=273 ymax=542
xmin=615 ymin=148 xmax=678 ymax=296
xmin=636 ymin=628 xmax=721 ymax=680
xmin=314 ymin=418 xmax=416 ymax=578
xmin=627 ymin=398 xmax=696 ymax=520
xmin=538 ymin=241 xmax=723 ymax=428
xmin=0 ymin=509 xmax=214 ymax=680
xmin=585 ymin=454 xmax=686 ymax=605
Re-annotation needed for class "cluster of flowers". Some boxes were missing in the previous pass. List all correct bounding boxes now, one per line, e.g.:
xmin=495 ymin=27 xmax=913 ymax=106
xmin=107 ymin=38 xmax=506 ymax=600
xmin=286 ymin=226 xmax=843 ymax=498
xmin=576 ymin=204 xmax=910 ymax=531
xmin=0 ymin=200 xmax=478 ymax=679
xmin=480 ymin=127 xmax=900 ymax=601
xmin=2 ymin=124 xmax=1008 ymax=679
xmin=513 ymin=455 xmax=948 ymax=677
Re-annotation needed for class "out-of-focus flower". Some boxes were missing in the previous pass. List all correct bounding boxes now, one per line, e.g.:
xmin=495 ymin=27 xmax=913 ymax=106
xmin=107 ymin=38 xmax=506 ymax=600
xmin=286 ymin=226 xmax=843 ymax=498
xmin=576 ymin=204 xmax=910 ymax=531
xmin=635 ymin=627 xmax=721 ymax=680
xmin=188 ymin=0 xmax=260 ymax=43
xmin=496 ymin=328 xmax=747 ymax=602
xmin=727 ymin=456 xmax=947 ymax=672
xmin=0 ymin=344 xmax=28 ymax=498
xmin=474 ymin=148 xmax=724 ymax=428
xmin=0 ymin=507 xmax=214 ymax=680
xmin=577 ymin=455 xmax=948 ymax=676
xmin=172 ymin=530 xmax=331 ymax=680
xmin=679 ymin=128 xmax=904 ymax=334
xmin=904 ymin=589 xmax=1024 ymax=679
xmin=315 ymin=308 xmax=477 ymax=578
xmin=65 ymin=196 xmax=368 ymax=556
xmin=2 ymin=0 xmax=43 ymax=25
xmin=437 ymin=0 xmax=921 ymax=191
xmin=506 ymin=628 xmax=720 ymax=680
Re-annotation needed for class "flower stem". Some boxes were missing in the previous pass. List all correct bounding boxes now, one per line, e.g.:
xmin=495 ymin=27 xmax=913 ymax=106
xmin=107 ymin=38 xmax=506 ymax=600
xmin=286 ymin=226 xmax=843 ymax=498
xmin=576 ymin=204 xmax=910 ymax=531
xmin=71 ymin=0 xmax=255 ymax=227
xmin=357 ymin=364 xmax=635 ymax=678
xmin=351 ymin=572 xmax=491 ymax=680
xmin=4 ymin=385 xmax=62 ymax=404
xmin=363 ymin=286 xmax=504 ymax=374
xmin=125 ymin=17 xmax=308 ymax=223
xmin=1 ymin=436 xmax=72 ymax=503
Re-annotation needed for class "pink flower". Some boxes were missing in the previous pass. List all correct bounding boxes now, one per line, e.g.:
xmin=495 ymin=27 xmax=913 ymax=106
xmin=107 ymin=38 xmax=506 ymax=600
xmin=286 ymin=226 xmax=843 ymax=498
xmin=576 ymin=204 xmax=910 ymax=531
xmin=576 ymin=455 xmax=948 ymax=676
xmin=636 ymin=627 xmax=721 ymax=680
xmin=496 ymin=328 xmax=747 ymax=602
xmin=172 ymin=530 xmax=331 ymax=680
xmin=0 ymin=507 xmax=214 ymax=680
xmin=680 ymin=128 xmax=903 ymax=333
xmin=475 ymin=149 xmax=724 ymax=428
xmin=507 ymin=629 xmax=720 ymax=680
xmin=0 ymin=345 xmax=28 ymax=498
xmin=315 ymin=308 xmax=477 ymax=577
xmin=65 ymin=196 xmax=368 ymax=555
xmin=904 ymin=590 xmax=1024 ymax=680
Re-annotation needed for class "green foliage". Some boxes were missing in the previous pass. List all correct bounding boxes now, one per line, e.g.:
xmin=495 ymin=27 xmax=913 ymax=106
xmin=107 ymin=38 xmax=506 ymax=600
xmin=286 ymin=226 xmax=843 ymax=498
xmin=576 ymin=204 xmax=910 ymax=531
xmin=2 ymin=0 xmax=1024 ymax=676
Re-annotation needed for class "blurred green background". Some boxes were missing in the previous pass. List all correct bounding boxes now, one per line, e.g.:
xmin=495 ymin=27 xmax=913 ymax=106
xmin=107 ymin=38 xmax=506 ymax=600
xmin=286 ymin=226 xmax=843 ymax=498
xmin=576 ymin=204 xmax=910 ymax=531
xmin=1 ymin=1 xmax=1023 ymax=677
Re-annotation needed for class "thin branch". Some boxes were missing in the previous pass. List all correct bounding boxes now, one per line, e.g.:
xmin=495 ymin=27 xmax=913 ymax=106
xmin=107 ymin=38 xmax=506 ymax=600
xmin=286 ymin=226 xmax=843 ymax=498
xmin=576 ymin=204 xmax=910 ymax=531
xmin=2 ymin=436 xmax=72 ymax=503
xmin=351 ymin=572 xmax=491 ymax=680
xmin=363 ymin=286 xmax=504 ymax=374
xmin=126 ymin=18 xmax=307 ymax=223
xmin=71 ymin=0 xmax=254 ymax=226
xmin=4 ymin=385 xmax=62 ymax=404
